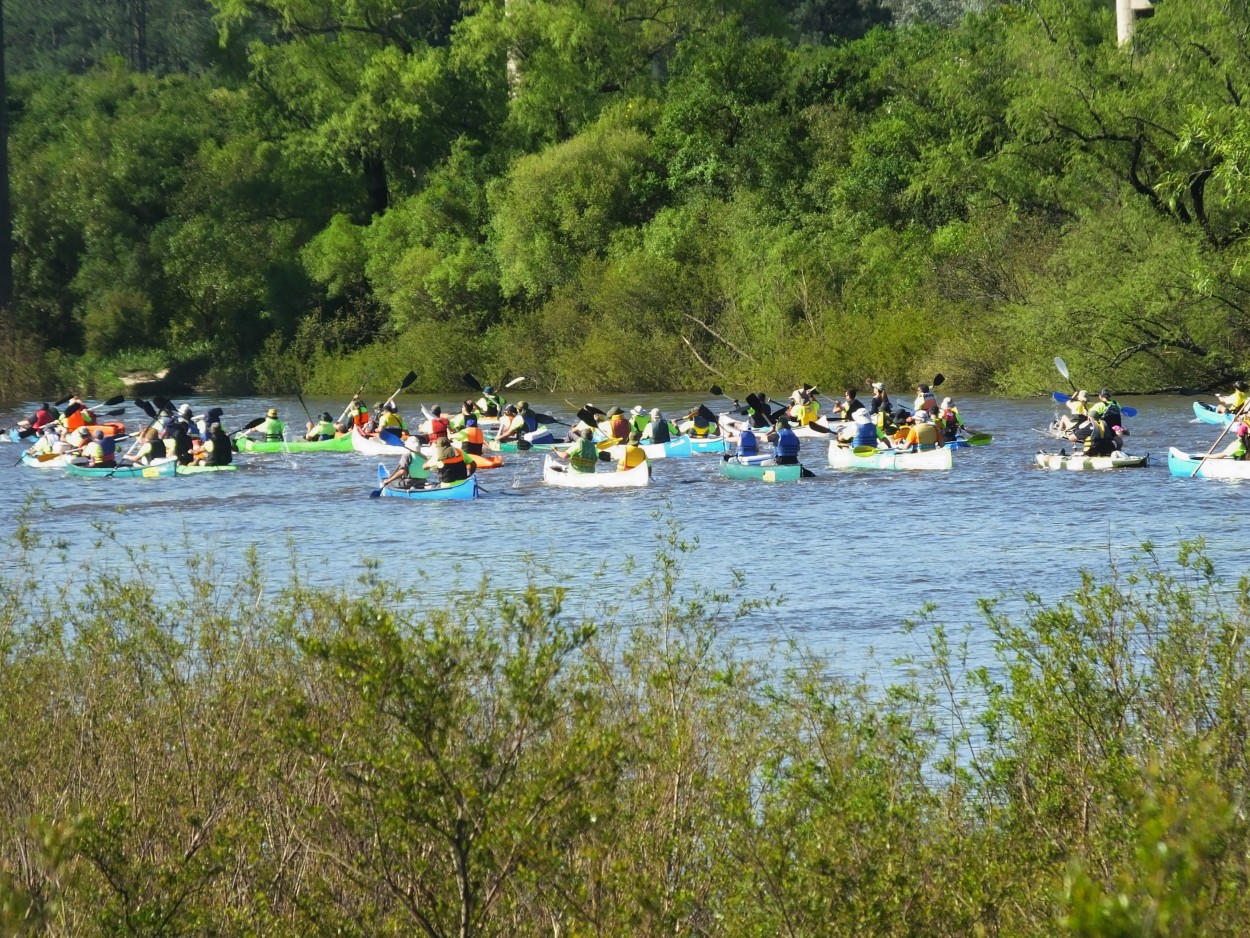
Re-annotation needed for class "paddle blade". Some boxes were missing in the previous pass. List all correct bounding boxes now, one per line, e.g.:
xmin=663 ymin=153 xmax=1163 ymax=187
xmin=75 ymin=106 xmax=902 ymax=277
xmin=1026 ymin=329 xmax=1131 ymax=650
xmin=462 ymin=373 xmax=483 ymax=392
xmin=965 ymin=433 xmax=992 ymax=445
xmin=369 ymin=489 xmax=383 ymax=498
xmin=504 ymin=376 xmax=527 ymax=388
xmin=1053 ymin=391 xmax=1070 ymax=404
xmin=399 ymin=370 xmax=418 ymax=390
xmin=230 ymin=417 xmax=264 ymax=436
xmin=1121 ymin=406 xmax=1138 ymax=417
xmin=102 ymin=408 xmax=125 ymax=417
xmin=1054 ymin=356 xmax=1070 ymax=380
xmin=134 ymin=398 xmax=157 ymax=419
xmin=932 ymin=373 xmax=945 ymax=388
xmin=710 ymin=385 xmax=723 ymax=397
xmin=379 ymin=429 xmax=404 ymax=447
xmin=53 ymin=394 xmax=72 ymax=406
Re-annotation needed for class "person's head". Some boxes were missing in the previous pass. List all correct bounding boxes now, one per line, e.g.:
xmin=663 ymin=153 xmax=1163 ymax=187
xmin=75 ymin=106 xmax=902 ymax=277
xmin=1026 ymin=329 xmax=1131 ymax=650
xmin=517 ymin=400 xmax=530 ymax=413
xmin=845 ymin=388 xmax=857 ymax=399
xmin=1075 ymin=390 xmax=1088 ymax=403
xmin=918 ymin=384 xmax=930 ymax=394
xmin=628 ymin=430 xmax=642 ymax=444
xmin=940 ymin=397 xmax=952 ymax=410
xmin=143 ymin=427 xmax=158 ymax=440
xmin=383 ymin=401 xmax=396 ymax=412
xmin=1237 ymin=381 xmax=1247 ymax=392
xmin=1099 ymin=388 xmax=1111 ymax=400
xmin=320 ymin=411 xmax=332 ymax=422
xmin=607 ymin=406 xmax=623 ymax=417
xmin=93 ymin=430 xmax=104 ymax=440
xmin=872 ymin=382 xmax=885 ymax=395
xmin=267 ymin=408 xmax=278 ymax=418
xmin=209 ymin=422 xmax=221 ymax=434
xmin=630 ymin=405 xmax=643 ymax=418
xmin=431 ymin=405 xmax=441 ymax=417
xmin=465 ymin=415 xmax=478 ymax=428
xmin=179 ymin=404 xmax=192 ymax=418
xmin=853 ymin=409 xmax=871 ymax=424
xmin=774 ymin=417 xmax=790 ymax=430
xmin=1238 ymin=422 xmax=1249 ymax=438
xmin=41 ymin=402 xmax=50 ymax=411
xmin=483 ymin=385 xmax=495 ymax=395
xmin=650 ymin=408 xmax=662 ymax=420
xmin=505 ymin=404 xmax=518 ymax=415
xmin=912 ymin=410 xmax=929 ymax=423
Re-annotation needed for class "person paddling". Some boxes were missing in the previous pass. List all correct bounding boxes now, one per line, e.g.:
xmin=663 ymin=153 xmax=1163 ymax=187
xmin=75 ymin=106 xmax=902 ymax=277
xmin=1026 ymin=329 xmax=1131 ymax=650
xmin=768 ymin=418 xmax=802 ymax=465
xmin=552 ymin=427 xmax=601 ymax=473
xmin=381 ymin=438 xmax=428 ymax=490
xmin=305 ymin=411 xmax=338 ymax=441
xmin=476 ymin=385 xmax=504 ymax=417
xmin=1217 ymin=381 xmax=1248 ymax=414
xmin=894 ymin=409 xmax=939 ymax=452
xmin=424 ymin=433 xmax=470 ymax=484
xmin=617 ymin=431 xmax=648 ymax=473
xmin=641 ymin=408 xmax=672 ymax=444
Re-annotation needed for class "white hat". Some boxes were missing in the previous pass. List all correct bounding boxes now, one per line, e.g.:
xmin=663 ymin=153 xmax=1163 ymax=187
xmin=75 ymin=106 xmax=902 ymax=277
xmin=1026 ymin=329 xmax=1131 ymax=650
xmin=853 ymin=409 xmax=871 ymax=423
xmin=179 ymin=404 xmax=192 ymax=416
xmin=650 ymin=408 xmax=661 ymax=418
xmin=630 ymin=405 xmax=643 ymax=417
xmin=871 ymin=382 xmax=885 ymax=391
xmin=403 ymin=436 xmax=422 ymax=452
xmin=913 ymin=410 xmax=929 ymax=422
xmin=940 ymin=397 xmax=952 ymax=409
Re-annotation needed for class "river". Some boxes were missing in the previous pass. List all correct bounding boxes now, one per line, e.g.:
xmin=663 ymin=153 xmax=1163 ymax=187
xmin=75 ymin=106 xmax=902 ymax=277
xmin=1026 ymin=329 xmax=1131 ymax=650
xmin=2 ymin=391 xmax=1245 ymax=677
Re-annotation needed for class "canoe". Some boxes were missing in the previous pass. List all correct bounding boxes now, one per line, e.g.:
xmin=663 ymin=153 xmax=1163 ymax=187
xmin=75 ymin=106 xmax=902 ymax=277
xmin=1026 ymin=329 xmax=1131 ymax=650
xmin=1167 ymin=447 xmax=1250 ymax=479
xmin=488 ymin=438 xmax=561 ymax=453
xmin=1034 ymin=451 xmax=1150 ymax=471
xmin=718 ymin=457 xmax=807 ymax=482
xmin=238 ymin=434 xmax=354 ymax=453
xmin=20 ymin=451 xmax=74 ymax=468
xmin=372 ymin=464 xmax=479 ymax=499
xmin=1193 ymin=401 xmax=1235 ymax=425
xmin=65 ymin=457 xmax=177 ymax=479
xmin=176 ymin=463 xmax=239 ymax=475
xmin=542 ymin=455 xmax=650 ymax=488
xmin=351 ymin=428 xmax=406 ymax=455
xmin=827 ymin=443 xmax=953 ymax=471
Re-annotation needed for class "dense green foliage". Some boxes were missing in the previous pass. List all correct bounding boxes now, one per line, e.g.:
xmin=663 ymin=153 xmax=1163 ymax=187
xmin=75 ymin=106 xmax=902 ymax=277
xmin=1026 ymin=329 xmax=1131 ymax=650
xmin=2 ymin=519 xmax=1250 ymax=935
xmin=5 ymin=0 xmax=1250 ymax=396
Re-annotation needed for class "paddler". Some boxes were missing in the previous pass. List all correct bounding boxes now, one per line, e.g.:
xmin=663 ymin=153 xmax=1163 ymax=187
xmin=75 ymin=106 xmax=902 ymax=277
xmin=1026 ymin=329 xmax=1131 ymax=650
xmin=419 ymin=405 xmax=449 ymax=441
xmin=305 ymin=411 xmax=338 ymax=441
xmin=913 ymin=383 xmax=937 ymax=415
xmin=641 ymin=408 xmax=672 ymax=444
xmin=604 ymin=406 xmax=631 ymax=444
xmin=683 ymin=405 xmax=717 ymax=439
xmin=768 ymin=417 xmax=802 ymax=465
xmin=1056 ymin=389 xmax=1090 ymax=432
xmin=380 ymin=438 xmax=428 ymax=490
xmin=552 ymin=427 xmax=601 ymax=473
xmin=131 ymin=427 xmax=168 ymax=465
xmin=82 ymin=429 xmax=116 ymax=468
xmin=935 ymin=397 xmax=963 ymax=443
xmin=617 ymin=431 xmax=648 ymax=473
xmin=454 ymin=414 xmax=487 ymax=458
xmin=476 ymin=385 xmax=505 ymax=417
xmin=845 ymin=409 xmax=878 ymax=449
xmin=894 ymin=409 xmax=939 ymax=452
xmin=1088 ymin=389 xmax=1123 ymax=431
xmin=788 ymin=387 xmax=820 ymax=426
xmin=1209 ymin=420 xmax=1250 ymax=459
xmin=833 ymin=388 xmax=866 ymax=421
xmin=424 ymin=433 xmax=470 ymax=484
xmin=1217 ymin=381 xmax=1248 ymax=414
xmin=245 ymin=407 xmax=286 ymax=443
xmin=201 ymin=422 xmax=234 ymax=466
xmin=1067 ymin=410 xmax=1116 ymax=457
xmin=495 ymin=404 xmax=525 ymax=442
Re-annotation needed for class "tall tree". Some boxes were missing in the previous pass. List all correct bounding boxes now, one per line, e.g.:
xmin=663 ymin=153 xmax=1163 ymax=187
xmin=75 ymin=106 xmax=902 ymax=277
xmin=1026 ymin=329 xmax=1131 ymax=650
xmin=0 ymin=0 xmax=11 ymax=309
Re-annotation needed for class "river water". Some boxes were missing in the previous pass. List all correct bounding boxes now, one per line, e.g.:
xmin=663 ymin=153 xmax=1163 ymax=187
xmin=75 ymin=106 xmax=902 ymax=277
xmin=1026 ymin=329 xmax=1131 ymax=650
xmin=2 ymin=391 xmax=1245 ymax=677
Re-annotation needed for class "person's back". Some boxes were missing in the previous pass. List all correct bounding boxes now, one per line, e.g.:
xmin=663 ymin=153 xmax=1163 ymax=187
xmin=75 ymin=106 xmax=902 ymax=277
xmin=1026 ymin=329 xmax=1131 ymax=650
xmin=427 ymin=438 xmax=468 ymax=483
xmin=567 ymin=435 xmax=599 ymax=472
xmin=1081 ymin=416 xmax=1116 ymax=457
xmin=772 ymin=423 xmax=801 ymax=464
xmin=259 ymin=409 xmax=285 ymax=442
xmin=619 ymin=432 xmax=647 ymax=471
xmin=645 ymin=409 xmax=671 ymax=444
xmin=738 ymin=429 xmax=758 ymax=457
xmin=205 ymin=425 xmax=233 ymax=465
xmin=851 ymin=413 xmax=877 ymax=449
xmin=458 ymin=422 xmax=485 ymax=455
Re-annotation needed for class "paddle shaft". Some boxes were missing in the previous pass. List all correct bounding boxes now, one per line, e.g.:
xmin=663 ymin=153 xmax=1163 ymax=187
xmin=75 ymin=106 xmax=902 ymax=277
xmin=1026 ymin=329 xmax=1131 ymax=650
xmin=1190 ymin=400 xmax=1250 ymax=477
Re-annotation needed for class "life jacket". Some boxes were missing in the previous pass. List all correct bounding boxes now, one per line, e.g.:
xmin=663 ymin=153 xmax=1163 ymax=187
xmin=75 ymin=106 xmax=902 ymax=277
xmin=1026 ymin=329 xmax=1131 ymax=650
xmin=476 ymin=395 xmax=502 ymax=417
xmin=568 ymin=438 xmax=599 ymax=472
xmin=379 ymin=412 xmax=404 ymax=430
xmin=32 ymin=409 xmax=55 ymax=429
xmin=353 ymin=411 xmax=370 ymax=428
xmin=173 ymin=428 xmax=195 ymax=465
xmin=260 ymin=417 xmax=284 ymax=442
xmin=689 ymin=416 xmax=712 ymax=438
xmin=791 ymin=400 xmax=819 ymax=426
xmin=938 ymin=408 xmax=959 ymax=441
xmin=773 ymin=428 xmax=801 ymax=462
xmin=738 ymin=430 xmax=758 ymax=456
xmin=426 ymin=417 xmax=449 ymax=439
xmin=619 ymin=445 xmax=646 ymax=470
xmin=206 ymin=429 xmax=233 ymax=465
xmin=460 ymin=426 xmax=485 ymax=455
xmin=521 ymin=412 xmax=539 ymax=433
xmin=650 ymin=420 xmax=671 ymax=444
xmin=141 ymin=438 xmax=167 ymax=461
xmin=608 ymin=416 xmax=630 ymax=441
xmin=1083 ymin=417 xmax=1115 ymax=456
xmin=914 ymin=422 xmax=939 ymax=450
xmin=65 ymin=408 xmax=92 ymax=432
xmin=853 ymin=422 xmax=878 ymax=448
xmin=435 ymin=448 xmax=468 ymax=484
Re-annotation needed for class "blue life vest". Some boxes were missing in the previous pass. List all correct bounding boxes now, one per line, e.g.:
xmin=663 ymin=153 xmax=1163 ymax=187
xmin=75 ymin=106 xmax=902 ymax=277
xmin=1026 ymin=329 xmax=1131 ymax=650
xmin=853 ymin=422 xmax=877 ymax=448
xmin=774 ymin=428 xmax=800 ymax=460
xmin=739 ymin=430 xmax=758 ymax=456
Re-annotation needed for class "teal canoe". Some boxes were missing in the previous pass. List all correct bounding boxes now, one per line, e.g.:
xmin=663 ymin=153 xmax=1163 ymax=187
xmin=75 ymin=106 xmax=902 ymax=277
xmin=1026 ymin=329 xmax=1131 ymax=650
xmin=176 ymin=463 xmax=239 ymax=475
xmin=237 ymin=435 xmax=354 ymax=453
xmin=65 ymin=458 xmax=177 ymax=479
xmin=371 ymin=464 xmax=479 ymax=500
xmin=718 ymin=457 xmax=808 ymax=482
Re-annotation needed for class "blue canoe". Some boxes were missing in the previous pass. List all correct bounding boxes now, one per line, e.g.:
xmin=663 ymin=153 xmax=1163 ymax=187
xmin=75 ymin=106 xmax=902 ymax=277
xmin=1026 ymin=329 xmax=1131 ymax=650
xmin=1193 ymin=401 xmax=1235 ymax=426
xmin=371 ymin=464 xmax=479 ymax=500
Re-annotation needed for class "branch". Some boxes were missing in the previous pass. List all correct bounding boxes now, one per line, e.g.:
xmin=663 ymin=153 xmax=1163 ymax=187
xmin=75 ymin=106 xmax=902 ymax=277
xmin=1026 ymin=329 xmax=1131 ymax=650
xmin=680 ymin=337 xmax=727 ymax=380
xmin=679 ymin=312 xmax=756 ymax=364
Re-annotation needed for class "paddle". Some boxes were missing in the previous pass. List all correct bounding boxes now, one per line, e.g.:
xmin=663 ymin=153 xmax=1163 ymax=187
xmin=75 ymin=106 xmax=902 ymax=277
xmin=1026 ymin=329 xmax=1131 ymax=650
xmin=963 ymin=433 xmax=993 ymax=445
xmin=337 ymin=372 xmax=374 ymax=425
xmin=1190 ymin=400 xmax=1250 ymax=478
xmin=295 ymin=392 xmax=314 ymax=424
xmin=1052 ymin=390 xmax=1137 ymax=418
xmin=853 ymin=445 xmax=881 ymax=456
xmin=384 ymin=370 xmax=419 ymax=407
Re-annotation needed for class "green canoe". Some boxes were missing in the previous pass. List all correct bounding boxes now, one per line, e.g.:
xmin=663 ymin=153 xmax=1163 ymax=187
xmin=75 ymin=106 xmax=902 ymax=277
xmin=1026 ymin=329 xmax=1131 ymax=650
xmin=237 ymin=435 xmax=354 ymax=453
xmin=65 ymin=458 xmax=177 ymax=479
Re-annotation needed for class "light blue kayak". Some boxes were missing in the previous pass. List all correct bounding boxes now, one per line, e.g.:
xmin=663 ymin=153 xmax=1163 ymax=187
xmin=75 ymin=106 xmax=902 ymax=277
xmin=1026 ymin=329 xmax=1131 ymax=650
xmin=1193 ymin=401 xmax=1235 ymax=425
xmin=370 ymin=464 xmax=478 ymax=500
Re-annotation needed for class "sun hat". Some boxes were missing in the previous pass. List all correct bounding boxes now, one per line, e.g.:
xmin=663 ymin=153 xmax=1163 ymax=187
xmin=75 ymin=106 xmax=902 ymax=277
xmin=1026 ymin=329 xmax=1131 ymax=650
xmin=872 ymin=382 xmax=885 ymax=391
xmin=913 ymin=410 xmax=929 ymax=422
xmin=630 ymin=405 xmax=643 ymax=417
xmin=650 ymin=408 xmax=661 ymax=418
xmin=853 ymin=409 xmax=871 ymax=423
xmin=267 ymin=408 xmax=278 ymax=417
xmin=179 ymin=404 xmax=192 ymax=417
xmin=940 ymin=397 xmax=952 ymax=409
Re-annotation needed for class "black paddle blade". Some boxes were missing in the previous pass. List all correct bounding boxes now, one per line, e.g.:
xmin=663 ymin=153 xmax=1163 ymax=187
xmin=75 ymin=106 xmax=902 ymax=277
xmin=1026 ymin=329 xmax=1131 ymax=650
xmin=53 ymin=394 xmax=73 ymax=406
xmin=102 ymin=394 xmax=125 ymax=407
xmin=63 ymin=402 xmax=82 ymax=417
xmin=710 ymin=385 xmax=723 ymax=397
xmin=231 ymin=417 xmax=264 ymax=436
xmin=134 ymin=398 xmax=157 ymax=419
xmin=102 ymin=408 xmax=125 ymax=418
xmin=932 ymin=374 xmax=945 ymax=388
xmin=399 ymin=370 xmax=418 ymax=390
xmin=462 ymin=373 xmax=483 ymax=392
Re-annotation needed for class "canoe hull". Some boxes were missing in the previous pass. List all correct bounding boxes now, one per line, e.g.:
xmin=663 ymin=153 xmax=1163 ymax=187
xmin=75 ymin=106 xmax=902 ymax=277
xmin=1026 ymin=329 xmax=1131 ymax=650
xmin=176 ymin=463 xmax=239 ymax=475
xmin=718 ymin=458 xmax=806 ymax=482
xmin=1034 ymin=452 xmax=1150 ymax=471
xmin=827 ymin=443 xmax=953 ymax=471
xmin=374 ymin=464 xmax=479 ymax=499
xmin=1167 ymin=447 xmax=1250 ymax=479
xmin=1193 ymin=402 xmax=1234 ymax=426
xmin=65 ymin=457 xmax=177 ymax=478
xmin=542 ymin=456 xmax=650 ymax=488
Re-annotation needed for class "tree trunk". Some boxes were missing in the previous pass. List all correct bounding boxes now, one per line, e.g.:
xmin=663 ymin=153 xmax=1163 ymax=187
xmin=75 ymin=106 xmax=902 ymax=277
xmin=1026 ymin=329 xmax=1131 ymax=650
xmin=0 ymin=0 xmax=12 ymax=308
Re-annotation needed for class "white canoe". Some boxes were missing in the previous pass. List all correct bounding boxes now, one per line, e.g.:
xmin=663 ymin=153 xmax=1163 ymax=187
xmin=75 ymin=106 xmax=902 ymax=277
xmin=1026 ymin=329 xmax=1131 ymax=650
xmin=20 ymin=451 xmax=74 ymax=468
xmin=827 ymin=442 xmax=953 ymax=471
xmin=542 ymin=455 xmax=651 ymax=488
xmin=351 ymin=428 xmax=407 ymax=455
xmin=1034 ymin=451 xmax=1149 ymax=471
xmin=1167 ymin=447 xmax=1250 ymax=479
